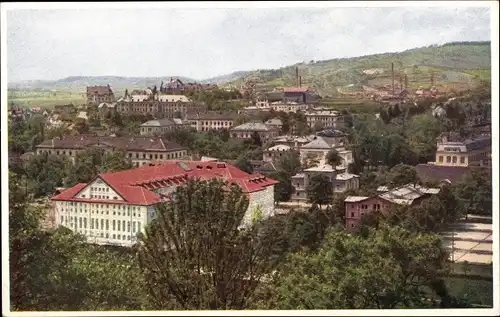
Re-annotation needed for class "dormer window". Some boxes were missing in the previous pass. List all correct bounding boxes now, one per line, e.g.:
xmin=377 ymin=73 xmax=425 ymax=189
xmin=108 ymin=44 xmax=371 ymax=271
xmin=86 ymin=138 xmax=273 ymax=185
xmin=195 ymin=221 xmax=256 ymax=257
xmin=113 ymin=196 xmax=118 ymax=200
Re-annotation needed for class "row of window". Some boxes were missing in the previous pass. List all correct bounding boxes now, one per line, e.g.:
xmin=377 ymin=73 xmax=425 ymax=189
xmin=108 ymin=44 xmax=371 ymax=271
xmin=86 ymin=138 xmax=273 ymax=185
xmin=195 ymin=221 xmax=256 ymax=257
xmin=61 ymin=202 xmax=140 ymax=210
xmin=128 ymin=151 xmax=186 ymax=160
xmin=60 ymin=208 xmax=142 ymax=218
xmin=438 ymin=155 xmax=466 ymax=164
xmin=61 ymin=216 xmax=142 ymax=233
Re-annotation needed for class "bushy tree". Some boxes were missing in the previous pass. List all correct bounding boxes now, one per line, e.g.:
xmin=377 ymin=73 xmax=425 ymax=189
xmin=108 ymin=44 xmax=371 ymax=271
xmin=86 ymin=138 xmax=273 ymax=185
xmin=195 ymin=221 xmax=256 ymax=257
xmin=306 ymin=174 xmax=333 ymax=207
xmin=138 ymin=179 xmax=271 ymax=310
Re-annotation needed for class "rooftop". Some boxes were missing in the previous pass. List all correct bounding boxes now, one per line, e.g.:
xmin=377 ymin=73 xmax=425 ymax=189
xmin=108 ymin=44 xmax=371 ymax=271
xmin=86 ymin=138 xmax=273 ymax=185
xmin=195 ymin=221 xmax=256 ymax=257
xmin=140 ymin=118 xmax=186 ymax=127
xmin=232 ymin=122 xmax=277 ymax=132
xmin=186 ymin=111 xmax=237 ymax=121
xmin=51 ymin=161 xmax=278 ymax=206
xmin=37 ymin=135 xmax=186 ymax=152
xmin=266 ymin=144 xmax=291 ymax=152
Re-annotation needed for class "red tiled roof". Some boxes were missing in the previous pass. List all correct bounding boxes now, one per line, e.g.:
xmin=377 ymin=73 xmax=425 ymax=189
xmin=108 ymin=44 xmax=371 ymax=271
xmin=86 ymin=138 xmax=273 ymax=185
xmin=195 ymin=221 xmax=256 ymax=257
xmin=51 ymin=161 xmax=278 ymax=206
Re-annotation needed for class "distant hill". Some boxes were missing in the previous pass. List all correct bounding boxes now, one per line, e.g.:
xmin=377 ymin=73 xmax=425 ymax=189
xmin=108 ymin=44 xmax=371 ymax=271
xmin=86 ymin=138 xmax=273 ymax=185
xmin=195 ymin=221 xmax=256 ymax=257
xmin=8 ymin=76 xmax=198 ymax=94
xmin=8 ymin=41 xmax=491 ymax=97
xmin=226 ymin=41 xmax=492 ymax=97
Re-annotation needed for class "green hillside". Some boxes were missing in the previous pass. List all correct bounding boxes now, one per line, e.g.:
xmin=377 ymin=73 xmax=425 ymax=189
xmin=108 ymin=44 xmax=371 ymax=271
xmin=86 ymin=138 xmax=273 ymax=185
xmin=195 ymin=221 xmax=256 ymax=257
xmin=228 ymin=41 xmax=491 ymax=97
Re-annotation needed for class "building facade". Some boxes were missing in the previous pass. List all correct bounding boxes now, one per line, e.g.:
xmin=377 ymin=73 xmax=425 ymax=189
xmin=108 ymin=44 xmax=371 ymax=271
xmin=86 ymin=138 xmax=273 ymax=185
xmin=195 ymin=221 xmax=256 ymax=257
xmin=344 ymin=184 xmax=440 ymax=231
xmin=263 ymin=144 xmax=293 ymax=162
xmin=291 ymin=164 xmax=360 ymax=202
xmin=116 ymin=93 xmax=206 ymax=119
xmin=36 ymin=135 xmax=188 ymax=167
xmin=299 ymin=134 xmax=352 ymax=168
xmin=433 ymin=132 xmax=491 ymax=167
xmin=305 ymin=110 xmax=345 ymax=130
xmin=87 ymin=85 xmax=116 ymax=105
xmin=139 ymin=118 xmax=190 ymax=136
xmin=50 ymin=161 xmax=278 ymax=247
xmin=231 ymin=122 xmax=280 ymax=141
xmin=186 ymin=111 xmax=237 ymax=132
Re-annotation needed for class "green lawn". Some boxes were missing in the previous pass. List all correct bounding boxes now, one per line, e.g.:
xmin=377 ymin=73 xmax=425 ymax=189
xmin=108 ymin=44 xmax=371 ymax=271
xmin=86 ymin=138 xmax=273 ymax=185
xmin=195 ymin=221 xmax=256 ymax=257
xmin=8 ymin=91 xmax=86 ymax=109
xmin=444 ymin=277 xmax=493 ymax=307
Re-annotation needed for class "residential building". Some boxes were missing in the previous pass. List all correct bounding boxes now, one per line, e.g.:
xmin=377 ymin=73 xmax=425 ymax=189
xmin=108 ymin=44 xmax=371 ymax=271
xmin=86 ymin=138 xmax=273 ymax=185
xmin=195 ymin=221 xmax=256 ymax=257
xmin=263 ymin=144 xmax=293 ymax=162
xmin=116 ymin=92 xmax=206 ymax=119
xmin=98 ymin=102 xmax=117 ymax=119
xmin=87 ymin=85 xmax=115 ymax=105
xmin=291 ymin=164 xmax=360 ymax=201
xmin=344 ymin=184 xmax=440 ymax=231
xmin=36 ymin=135 xmax=188 ymax=167
xmin=433 ymin=132 xmax=491 ymax=167
xmin=50 ymin=161 xmax=278 ymax=247
xmin=186 ymin=111 xmax=237 ymax=132
xmin=305 ymin=110 xmax=345 ymax=130
xmin=231 ymin=122 xmax=280 ymax=141
xmin=272 ymin=135 xmax=315 ymax=150
xmin=265 ymin=118 xmax=283 ymax=130
xmin=299 ymin=134 xmax=352 ymax=168
xmin=140 ymin=118 xmax=190 ymax=136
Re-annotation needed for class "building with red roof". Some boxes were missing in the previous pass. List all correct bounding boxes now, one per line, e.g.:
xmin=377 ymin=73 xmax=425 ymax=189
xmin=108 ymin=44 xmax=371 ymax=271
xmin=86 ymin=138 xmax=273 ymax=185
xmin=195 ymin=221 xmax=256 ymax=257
xmin=51 ymin=161 xmax=278 ymax=246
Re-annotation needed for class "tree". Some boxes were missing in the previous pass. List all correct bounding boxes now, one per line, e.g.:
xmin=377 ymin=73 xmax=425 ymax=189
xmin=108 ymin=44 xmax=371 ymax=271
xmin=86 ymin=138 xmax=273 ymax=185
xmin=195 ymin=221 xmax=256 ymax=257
xmin=64 ymin=149 xmax=104 ymax=187
xmin=73 ymin=118 xmax=89 ymax=134
xmin=23 ymin=153 xmax=68 ymax=197
xmin=250 ymin=131 xmax=262 ymax=147
xmin=386 ymin=164 xmax=420 ymax=188
xmin=100 ymin=150 xmax=133 ymax=173
xmin=453 ymin=169 xmax=492 ymax=216
xmin=306 ymin=174 xmax=333 ymax=207
xmin=262 ymin=225 xmax=450 ymax=309
xmin=325 ymin=149 xmax=342 ymax=167
xmin=235 ymin=153 xmax=253 ymax=174
xmin=138 ymin=179 xmax=271 ymax=310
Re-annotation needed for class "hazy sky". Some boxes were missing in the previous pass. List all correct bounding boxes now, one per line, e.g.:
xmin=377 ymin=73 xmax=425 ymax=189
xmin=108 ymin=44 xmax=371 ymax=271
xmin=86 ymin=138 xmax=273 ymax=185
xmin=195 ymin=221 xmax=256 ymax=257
xmin=6 ymin=5 xmax=491 ymax=82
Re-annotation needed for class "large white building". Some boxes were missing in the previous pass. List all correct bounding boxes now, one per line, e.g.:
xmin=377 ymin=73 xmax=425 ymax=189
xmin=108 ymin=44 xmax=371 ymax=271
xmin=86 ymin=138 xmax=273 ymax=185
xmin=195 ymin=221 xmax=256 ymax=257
xmin=51 ymin=161 xmax=278 ymax=247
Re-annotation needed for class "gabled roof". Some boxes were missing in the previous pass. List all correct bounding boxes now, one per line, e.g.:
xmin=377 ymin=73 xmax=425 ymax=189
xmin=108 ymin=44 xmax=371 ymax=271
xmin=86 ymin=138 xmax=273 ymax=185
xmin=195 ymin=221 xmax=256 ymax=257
xmin=87 ymin=85 xmax=113 ymax=95
xmin=301 ymin=136 xmax=336 ymax=149
xmin=51 ymin=161 xmax=278 ymax=206
xmin=140 ymin=118 xmax=181 ymax=127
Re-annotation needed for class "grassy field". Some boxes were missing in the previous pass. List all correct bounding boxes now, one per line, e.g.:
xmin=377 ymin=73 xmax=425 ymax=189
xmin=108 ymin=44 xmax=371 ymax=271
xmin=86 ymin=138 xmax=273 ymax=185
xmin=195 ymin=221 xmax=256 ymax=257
xmin=8 ymin=91 xmax=86 ymax=108
xmin=445 ymin=277 xmax=493 ymax=307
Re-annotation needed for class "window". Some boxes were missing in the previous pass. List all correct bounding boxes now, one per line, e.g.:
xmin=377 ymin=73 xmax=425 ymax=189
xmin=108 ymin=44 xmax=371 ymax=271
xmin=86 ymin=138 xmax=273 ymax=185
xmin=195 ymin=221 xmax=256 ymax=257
xmin=460 ymin=156 xmax=465 ymax=164
xmin=127 ymin=221 xmax=130 ymax=232
xmin=101 ymin=219 xmax=104 ymax=229
xmin=106 ymin=233 xmax=109 ymax=238
xmin=60 ymin=215 xmax=64 ymax=223
xmin=106 ymin=220 xmax=109 ymax=230
xmin=438 ymin=156 xmax=443 ymax=162
xmin=351 ymin=212 xmax=355 ymax=217
xmin=351 ymin=224 xmax=354 ymax=228
xmin=123 ymin=220 xmax=126 ymax=231
xmin=452 ymin=156 xmax=457 ymax=163
xmin=137 ymin=221 xmax=141 ymax=231
xmin=84 ymin=218 xmax=87 ymax=229
xmin=79 ymin=217 xmax=82 ymax=228
xmin=133 ymin=221 xmax=136 ymax=233
xmin=96 ymin=219 xmax=99 ymax=229
xmin=91 ymin=219 xmax=94 ymax=229
xmin=446 ymin=156 xmax=451 ymax=163
xmin=118 ymin=221 xmax=121 ymax=231
xmin=112 ymin=234 xmax=116 ymax=239
xmin=113 ymin=220 xmax=116 ymax=230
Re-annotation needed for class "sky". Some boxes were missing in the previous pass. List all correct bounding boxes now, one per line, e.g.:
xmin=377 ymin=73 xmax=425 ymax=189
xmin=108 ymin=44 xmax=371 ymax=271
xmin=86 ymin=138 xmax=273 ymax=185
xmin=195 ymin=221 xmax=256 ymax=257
xmin=6 ymin=4 xmax=492 ymax=82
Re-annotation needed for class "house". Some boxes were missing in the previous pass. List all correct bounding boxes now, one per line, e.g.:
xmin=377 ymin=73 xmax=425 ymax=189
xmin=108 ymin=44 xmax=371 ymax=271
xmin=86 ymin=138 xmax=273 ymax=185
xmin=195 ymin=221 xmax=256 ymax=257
xmin=185 ymin=111 xmax=237 ymax=132
xmin=344 ymin=184 xmax=441 ymax=231
xmin=291 ymin=164 xmax=360 ymax=202
xmin=263 ymin=144 xmax=292 ymax=162
xmin=265 ymin=118 xmax=283 ymax=130
xmin=231 ymin=122 xmax=280 ymax=141
xmin=87 ymin=85 xmax=115 ymax=105
xmin=272 ymin=135 xmax=316 ymax=150
xmin=433 ymin=132 xmax=491 ymax=167
xmin=36 ymin=135 xmax=189 ymax=167
xmin=140 ymin=118 xmax=190 ymax=136
xmin=98 ymin=102 xmax=117 ymax=119
xmin=116 ymin=91 xmax=206 ymax=119
xmin=299 ymin=135 xmax=352 ymax=168
xmin=50 ymin=161 xmax=277 ymax=246
xmin=305 ymin=110 xmax=345 ymax=130
xmin=77 ymin=111 xmax=88 ymax=121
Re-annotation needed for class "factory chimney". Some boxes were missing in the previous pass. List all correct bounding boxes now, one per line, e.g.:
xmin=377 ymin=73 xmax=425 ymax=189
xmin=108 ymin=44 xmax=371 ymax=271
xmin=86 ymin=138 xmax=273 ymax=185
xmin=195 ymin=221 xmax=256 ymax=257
xmin=391 ymin=62 xmax=395 ymax=95
xmin=404 ymin=74 xmax=408 ymax=89
xmin=296 ymin=67 xmax=299 ymax=87
xmin=299 ymin=76 xmax=302 ymax=87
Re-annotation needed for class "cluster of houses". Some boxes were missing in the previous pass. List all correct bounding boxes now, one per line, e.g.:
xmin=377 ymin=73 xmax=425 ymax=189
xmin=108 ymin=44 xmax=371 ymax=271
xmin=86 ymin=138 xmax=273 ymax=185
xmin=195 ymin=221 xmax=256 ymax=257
xmin=16 ymin=77 xmax=490 ymax=248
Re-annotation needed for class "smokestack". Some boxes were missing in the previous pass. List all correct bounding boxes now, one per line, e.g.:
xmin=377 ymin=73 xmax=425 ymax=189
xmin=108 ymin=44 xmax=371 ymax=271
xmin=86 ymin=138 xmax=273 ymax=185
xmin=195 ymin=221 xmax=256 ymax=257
xmin=296 ymin=67 xmax=299 ymax=87
xmin=404 ymin=74 xmax=408 ymax=89
xmin=299 ymin=76 xmax=302 ymax=87
xmin=391 ymin=63 xmax=395 ymax=94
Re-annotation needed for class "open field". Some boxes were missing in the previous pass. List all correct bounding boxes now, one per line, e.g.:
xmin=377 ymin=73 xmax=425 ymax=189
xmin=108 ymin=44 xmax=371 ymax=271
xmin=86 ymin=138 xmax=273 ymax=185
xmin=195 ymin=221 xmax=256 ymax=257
xmin=8 ymin=90 xmax=86 ymax=108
